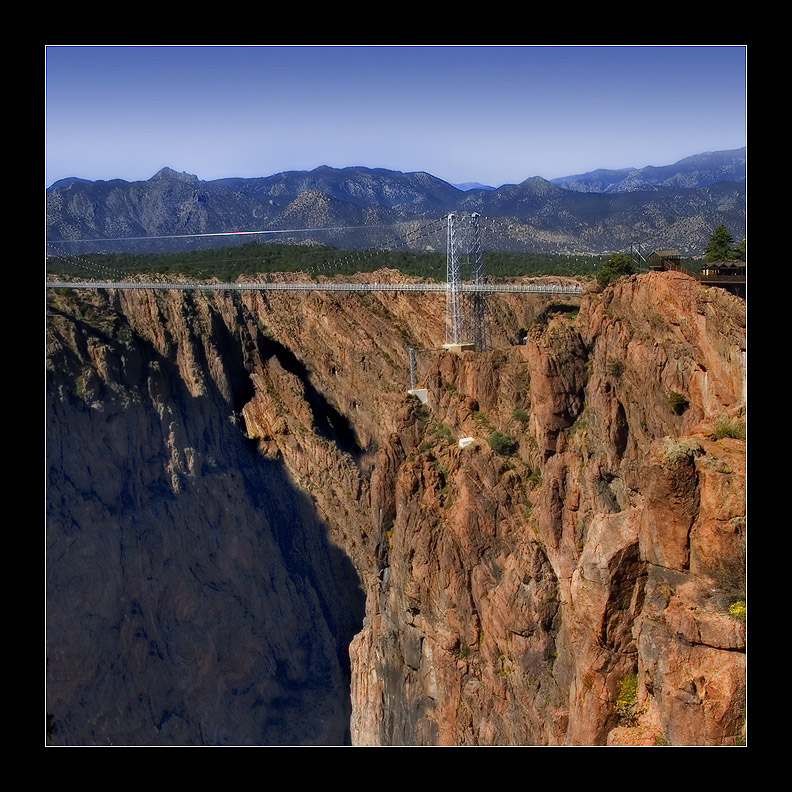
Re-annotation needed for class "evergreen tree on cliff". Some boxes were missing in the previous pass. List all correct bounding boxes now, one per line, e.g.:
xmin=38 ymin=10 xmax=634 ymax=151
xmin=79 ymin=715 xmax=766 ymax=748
xmin=596 ymin=252 xmax=635 ymax=287
xmin=705 ymin=224 xmax=741 ymax=262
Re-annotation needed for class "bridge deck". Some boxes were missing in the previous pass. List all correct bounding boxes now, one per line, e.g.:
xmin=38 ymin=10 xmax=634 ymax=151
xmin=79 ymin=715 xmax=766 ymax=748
xmin=698 ymin=275 xmax=746 ymax=285
xmin=45 ymin=280 xmax=584 ymax=294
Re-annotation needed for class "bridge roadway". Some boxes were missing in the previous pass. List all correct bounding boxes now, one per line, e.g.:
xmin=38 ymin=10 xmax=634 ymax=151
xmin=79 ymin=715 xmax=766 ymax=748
xmin=45 ymin=279 xmax=584 ymax=295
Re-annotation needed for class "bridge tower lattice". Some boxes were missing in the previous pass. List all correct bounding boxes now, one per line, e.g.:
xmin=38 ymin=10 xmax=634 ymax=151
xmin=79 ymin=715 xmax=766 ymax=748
xmin=445 ymin=212 xmax=487 ymax=349
xmin=469 ymin=213 xmax=487 ymax=350
xmin=445 ymin=213 xmax=463 ymax=345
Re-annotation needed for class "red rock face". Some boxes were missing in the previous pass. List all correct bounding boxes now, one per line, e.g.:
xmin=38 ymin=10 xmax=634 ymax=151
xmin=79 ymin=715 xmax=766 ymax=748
xmin=344 ymin=272 xmax=745 ymax=747
xmin=47 ymin=271 xmax=746 ymax=746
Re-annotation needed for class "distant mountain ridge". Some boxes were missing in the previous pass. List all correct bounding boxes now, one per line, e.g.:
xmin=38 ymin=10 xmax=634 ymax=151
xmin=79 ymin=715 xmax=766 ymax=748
xmin=46 ymin=149 xmax=746 ymax=256
xmin=453 ymin=182 xmax=495 ymax=192
xmin=551 ymin=147 xmax=746 ymax=193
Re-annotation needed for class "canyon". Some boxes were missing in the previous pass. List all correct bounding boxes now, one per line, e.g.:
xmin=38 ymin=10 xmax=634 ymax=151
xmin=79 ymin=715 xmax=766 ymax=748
xmin=45 ymin=268 xmax=746 ymax=746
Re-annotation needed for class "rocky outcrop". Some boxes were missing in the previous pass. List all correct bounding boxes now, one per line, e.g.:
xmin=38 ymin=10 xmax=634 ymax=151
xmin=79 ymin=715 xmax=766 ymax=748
xmin=341 ymin=270 xmax=746 ymax=747
xmin=46 ymin=270 xmax=746 ymax=746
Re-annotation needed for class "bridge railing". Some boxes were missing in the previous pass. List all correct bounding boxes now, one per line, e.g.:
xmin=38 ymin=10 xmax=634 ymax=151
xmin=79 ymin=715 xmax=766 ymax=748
xmin=698 ymin=274 xmax=746 ymax=284
xmin=45 ymin=279 xmax=584 ymax=295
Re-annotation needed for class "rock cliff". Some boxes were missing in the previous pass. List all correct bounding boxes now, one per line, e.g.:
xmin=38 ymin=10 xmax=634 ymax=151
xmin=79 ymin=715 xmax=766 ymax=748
xmin=46 ymin=269 xmax=746 ymax=745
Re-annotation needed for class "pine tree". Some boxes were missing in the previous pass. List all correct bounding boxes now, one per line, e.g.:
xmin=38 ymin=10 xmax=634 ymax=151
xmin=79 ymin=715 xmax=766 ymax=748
xmin=705 ymin=225 xmax=736 ymax=262
xmin=596 ymin=252 xmax=635 ymax=287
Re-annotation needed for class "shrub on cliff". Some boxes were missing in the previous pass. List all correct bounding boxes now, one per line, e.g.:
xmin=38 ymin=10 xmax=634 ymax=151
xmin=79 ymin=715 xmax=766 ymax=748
xmin=661 ymin=436 xmax=703 ymax=466
xmin=711 ymin=414 xmax=746 ymax=440
xmin=512 ymin=407 xmax=529 ymax=423
xmin=668 ymin=391 xmax=689 ymax=415
xmin=606 ymin=358 xmax=625 ymax=378
xmin=596 ymin=253 xmax=635 ymax=287
xmin=474 ymin=410 xmax=495 ymax=431
xmin=615 ymin=673 xmax=639 ymax=725
xmin=488 ymin=431 xmax=517 ymax=456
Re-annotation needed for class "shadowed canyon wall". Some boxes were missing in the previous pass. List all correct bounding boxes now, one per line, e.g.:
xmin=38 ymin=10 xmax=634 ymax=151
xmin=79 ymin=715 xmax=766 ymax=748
xmin=46 ymin=270 xmax=746 ymax=745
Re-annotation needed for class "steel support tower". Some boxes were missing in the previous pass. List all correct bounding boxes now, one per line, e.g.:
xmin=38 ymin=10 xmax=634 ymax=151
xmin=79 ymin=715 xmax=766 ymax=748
xmin=469 ymin=213 xmax=487 ymax=350
xmin=445 ymin=213 xmax=463 ymax=345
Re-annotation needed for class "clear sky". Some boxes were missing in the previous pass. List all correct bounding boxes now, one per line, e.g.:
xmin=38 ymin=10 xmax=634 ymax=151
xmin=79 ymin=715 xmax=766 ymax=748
xmin=44 ymin=44 xmax=747 ymax=189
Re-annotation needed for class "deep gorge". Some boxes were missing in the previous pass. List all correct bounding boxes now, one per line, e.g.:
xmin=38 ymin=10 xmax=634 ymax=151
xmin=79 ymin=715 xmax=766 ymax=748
xmin=46 ymin=270 xmax=746 ymax=746
xmin=46 ymin=293 xmax=366 ymax=745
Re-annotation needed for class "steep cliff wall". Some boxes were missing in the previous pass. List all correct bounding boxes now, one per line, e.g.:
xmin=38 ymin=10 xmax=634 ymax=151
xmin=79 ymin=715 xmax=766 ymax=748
xmin=46 ymin=287 xmax=366 ymax=745
xmin=46 ymin=270 xmax=746 ymax=746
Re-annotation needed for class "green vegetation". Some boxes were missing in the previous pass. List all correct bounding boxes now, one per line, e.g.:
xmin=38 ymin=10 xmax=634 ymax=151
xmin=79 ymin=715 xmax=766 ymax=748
xmin=47 ymin=242 xmax=617 ymax=282
xmin=73 ymin=371 xmax=89 ymax=400
xmin=473 ymin=410 xmax=495 ymax=431
xmin=711 ymin=414 xmax=746 ymax=441
xmin=488 ymin=430 xmax=518 ymax=456
xmin=412 ymin=402 xmax=431 ymax=422
xmin=661 ymin=437 xmax=703 ymax=466
xmin=48 ymin=238 xmax=720 ymax=285
xmin=596 ymin=252 xmax=635 ymax=287
xmin=615 ymin=673 xmax=639 ymax=725
xmin=435 ymin=422 xmax=455 ymax=444
xmin=483 ymin=252 xmax=607 ymax=278
xmin=535 ymin=303 xmax=581 ymax=325
xmin=705 ymin=224 xmax=745 ymax=262
xmin=455 ymin=641 xmax=471 ymax=660
xmin=512 ymin=407 xmax=529 ymax=423
xmin=606 ymin=358 xmax=625 ymax=378
xmin=728 ymin=600 xmax=747 ymax=621
xmin=668 ymin=391 xmax=689 ymax=415
xmin=569 ymin=416 xmax=587 ymax=437
xmin=419 ymin=416 xmax=455 ymax=452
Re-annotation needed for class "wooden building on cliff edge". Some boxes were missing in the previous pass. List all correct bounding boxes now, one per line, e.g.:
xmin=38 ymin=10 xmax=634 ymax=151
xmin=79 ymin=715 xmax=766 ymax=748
xmin=647 ymin=247 xmax=745 ymax=298
xmin=648 ymin=249 xmax=682 ymax=271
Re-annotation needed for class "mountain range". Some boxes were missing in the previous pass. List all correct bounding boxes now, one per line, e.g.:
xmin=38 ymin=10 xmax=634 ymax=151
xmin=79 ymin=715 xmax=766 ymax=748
xmin=46 ymin=148 xmax=746 ymax=256
xmin=550 ymin=148 xmax=746 ymax=193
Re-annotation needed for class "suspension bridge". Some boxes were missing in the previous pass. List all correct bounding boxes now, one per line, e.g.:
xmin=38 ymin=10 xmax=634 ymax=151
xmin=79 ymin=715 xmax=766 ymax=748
xmin=46 ymin=212 xmax=584 ymax=351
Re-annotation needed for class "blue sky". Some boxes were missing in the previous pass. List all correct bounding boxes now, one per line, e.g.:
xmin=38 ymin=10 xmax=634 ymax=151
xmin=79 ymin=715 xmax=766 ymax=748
xmin=45 ymin=44 xmax=747 ymax=189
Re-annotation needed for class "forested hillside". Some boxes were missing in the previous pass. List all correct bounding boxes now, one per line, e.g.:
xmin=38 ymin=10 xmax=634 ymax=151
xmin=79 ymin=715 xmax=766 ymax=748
xmin=46 ymin=243 xmax=704 ymax=283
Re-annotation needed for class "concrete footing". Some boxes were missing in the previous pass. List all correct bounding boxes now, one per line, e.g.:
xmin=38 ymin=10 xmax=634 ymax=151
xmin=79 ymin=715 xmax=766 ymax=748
xmin=442 ymin=342 xmax=476 ymax=355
